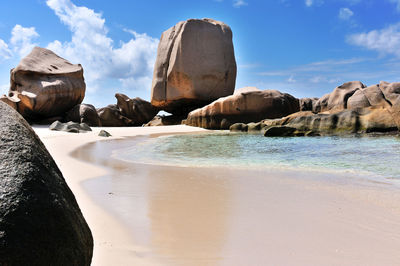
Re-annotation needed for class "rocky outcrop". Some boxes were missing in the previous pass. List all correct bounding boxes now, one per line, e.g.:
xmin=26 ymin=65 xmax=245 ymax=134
xmin=151 ymin=18 xmax=237 ymax=115
xmin=65 ymin=103 xmax=101 ymax=127
xmin=49 ymin=120 xmax=92 ymax=133
xmin=259 ymin=107 xmax=399 ymax=136
xmin=229 ymin=123 xmax=248 ymax=132
xmin=97 ymin=94 xmax=158 ymax=127
xmin=313 ymin=81 xmax=366 ymax=113
xmin=0 ymin=101 xmax=93 ymax=265
xmin=144 ymin=114 xmax=185 ymax=126
xmin=185 ymin=89 xmax=300 ymax=129
xmin=299 ymin=97 xmax=318 ymax=111
xmin=116 ymin=93 xmax=159 ymax=125
xmin=3 ymin=47 xmax=85 ymax=120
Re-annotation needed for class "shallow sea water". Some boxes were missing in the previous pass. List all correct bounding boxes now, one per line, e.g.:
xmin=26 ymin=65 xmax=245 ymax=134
xmin=114 ymin=132 xmax=400 ymax=180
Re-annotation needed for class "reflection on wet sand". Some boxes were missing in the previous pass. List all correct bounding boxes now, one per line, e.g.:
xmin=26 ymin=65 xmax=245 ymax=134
xmin=146 ymin=166 xmax=231 ymax=265
xmin=74 ymin=136 xmax=400 ymax=266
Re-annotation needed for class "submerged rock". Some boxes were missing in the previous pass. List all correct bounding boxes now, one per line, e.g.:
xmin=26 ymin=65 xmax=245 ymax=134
xmin=0 ymin=101 xmax=93 ymax=265
xmin=4 ymin=47 xmax=85 ymax=120
xmin=151 ymin=18 xmax=237 ymax=114
xmin=186 ymin=89 xmax=300 ymax=129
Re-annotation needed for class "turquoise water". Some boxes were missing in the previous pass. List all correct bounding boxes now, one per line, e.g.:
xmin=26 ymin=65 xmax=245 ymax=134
xmin=114 ymin=133 xmax=400 ymax=179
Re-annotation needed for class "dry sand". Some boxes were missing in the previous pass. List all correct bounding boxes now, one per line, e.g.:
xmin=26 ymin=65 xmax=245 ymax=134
xmin=33 ymin=125 xmax=400 ymax=266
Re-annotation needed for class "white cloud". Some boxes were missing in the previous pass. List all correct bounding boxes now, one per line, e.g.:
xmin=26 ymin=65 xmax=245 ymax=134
xmin=0 ymin=39 xmax=12 ymax=61
xmin=287 ymin=75 xmax=296 ymax=83
xmin=347 ymin=22 xmax=400 ymax=57
xmin=233 ymin=0 xmax=248 ymax=8
xmin=305 ymin=0 xmax=313 ymax=7
xmin=338 ymin=7 xmax=354 ymax=20
xmin=46 ymin=0 xmax=159 ymax=92
xmin=10 ymin=25 xmax=39 ymax=57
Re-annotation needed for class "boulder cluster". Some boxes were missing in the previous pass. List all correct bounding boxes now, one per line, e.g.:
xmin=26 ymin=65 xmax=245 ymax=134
xmin=1 ymin=16 xmax=400 ymax=265
xmin=2 ymin=18 xmax=397 ymax=136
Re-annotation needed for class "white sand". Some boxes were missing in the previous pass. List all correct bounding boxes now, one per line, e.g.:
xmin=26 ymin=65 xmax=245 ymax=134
xmin=33 ymin=125 xmax=400 ymax=266
xmin=33 ymin=125 xmax=207 ymax=266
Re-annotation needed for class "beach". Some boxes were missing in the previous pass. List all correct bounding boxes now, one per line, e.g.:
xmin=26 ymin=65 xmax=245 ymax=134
xmin=34 ymin=125 xmax=400 ymax=266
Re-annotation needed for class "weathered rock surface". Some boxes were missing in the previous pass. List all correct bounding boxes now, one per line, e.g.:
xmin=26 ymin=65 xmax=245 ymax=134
xmin=229 ymin=123 xmax=248 ymax=132
xmin=185 ymin=89 xmax=300 ymax=129
xmin=98 ymin=130 xmax=112 ymax=137
xmin=49 ymin=120 xmax=92 ymax=133
xmin=116 ymin=93 xmax=159 ymax=125
xmin=144 ymin=114 xmax=185 ymax=126
xmin=151 ymin=18 xmax=237 ymax=114
xmin=65 ymin=103 xmax=101 ymax=127
xmin=0 ymin=101 xmax=93 ymax=265
xmin=261 ymin=107 xmax=398 ymax=136
xmin=347 ymin=84 xmax=390 ymax=109
xmin=4 ymin=47 xmax=85 ymax=120
xmin=313 ymin=81 xmax=366 ymax=113
xmin=264 ymin=126 xmax=297 ymax=137
xmin=97 ymin=94 xmax=158 ymax=127
xmin=299 ymin=97 xmax=318 ymax=111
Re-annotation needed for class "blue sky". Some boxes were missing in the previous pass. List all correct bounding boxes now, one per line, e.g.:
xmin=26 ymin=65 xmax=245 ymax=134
xmin=1 ymin=0 xmax=400 ymax=107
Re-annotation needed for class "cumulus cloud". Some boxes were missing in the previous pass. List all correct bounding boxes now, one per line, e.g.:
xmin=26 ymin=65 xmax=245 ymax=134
xmin=338 ymin=7 xmax=354 ymax=20
xmin=46 ymin=0 xmax=159 ymax=92
xmin=347 ymin=23 xmax=400 ymax=57
xmin=233 ymin=0 xmax=248 ymax=8
xmin=10 ymin=25 xmax=39 ymax=57
xmin=0 ymin=39 xmax=12 ymax=61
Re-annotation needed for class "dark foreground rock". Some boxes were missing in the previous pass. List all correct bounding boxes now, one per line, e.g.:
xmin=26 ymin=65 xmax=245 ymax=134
xmin=186 ymin=89 xmax=300 ymax=129
xmin=0 ymin=102 xmax=93 ymax=265
xmin=1 ymin=47 xmax=85 ymax=120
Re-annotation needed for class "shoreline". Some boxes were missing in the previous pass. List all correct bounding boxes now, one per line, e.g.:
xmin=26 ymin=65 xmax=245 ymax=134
xmin=33 ymin=125 xmax=208 ymax=266
xmin=34 ymin=125 xmax=400 ymax=265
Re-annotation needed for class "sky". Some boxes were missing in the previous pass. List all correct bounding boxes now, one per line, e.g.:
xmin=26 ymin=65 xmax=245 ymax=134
xmin=1 ymin=0 xmax=400 ymax=107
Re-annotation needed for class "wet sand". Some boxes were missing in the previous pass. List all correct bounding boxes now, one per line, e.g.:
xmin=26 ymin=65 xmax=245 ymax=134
xmin=72 ymin=133 xmax=400 ymax=266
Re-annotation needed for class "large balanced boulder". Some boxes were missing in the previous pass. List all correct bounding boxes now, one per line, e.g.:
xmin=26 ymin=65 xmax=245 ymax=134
xmin=185 ymin=89 xmax=300 ymax=129
xmin=2 ymin=47 xmax=85 ymax=120
xmin=97 ymin=94 xmax=158 ymax=126
xmin=151 ymin=18 xmax=237 ymax=115
xmin=0 ymin=101 xmax=93 ymax=265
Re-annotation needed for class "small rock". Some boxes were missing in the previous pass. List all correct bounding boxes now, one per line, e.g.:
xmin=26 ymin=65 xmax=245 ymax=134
xmin=229 ymin=123 xmax=248 ymax=132
xmin=98 ymin=130 xmax=112 ymax=137
xmin=264 ymin=126 xmax=296 ymax=137
xmin=49 ymin=121 xmax=92 ymax=133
